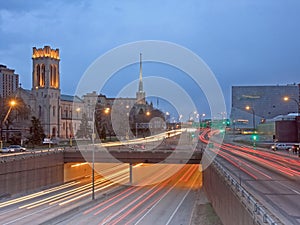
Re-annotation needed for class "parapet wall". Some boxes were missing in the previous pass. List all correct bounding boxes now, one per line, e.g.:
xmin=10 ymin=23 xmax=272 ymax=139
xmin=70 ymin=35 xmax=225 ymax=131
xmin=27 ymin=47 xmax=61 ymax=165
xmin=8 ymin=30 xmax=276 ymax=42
xmin=203 ymin=161 xmax=279 ymax=225
xmin=203 ymin=163 xmax=253 ymax=225
xmin=0 ymin=151 xmax=64 ymax=197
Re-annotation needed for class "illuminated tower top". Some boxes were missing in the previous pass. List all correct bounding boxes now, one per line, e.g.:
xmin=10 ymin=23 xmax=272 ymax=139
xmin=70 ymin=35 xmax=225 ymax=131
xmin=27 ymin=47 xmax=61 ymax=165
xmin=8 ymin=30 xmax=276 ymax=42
xmin=32 ymin=45 xmax=60 ymax=90
xmin=32 ymin=46 xmax=60 ymax=60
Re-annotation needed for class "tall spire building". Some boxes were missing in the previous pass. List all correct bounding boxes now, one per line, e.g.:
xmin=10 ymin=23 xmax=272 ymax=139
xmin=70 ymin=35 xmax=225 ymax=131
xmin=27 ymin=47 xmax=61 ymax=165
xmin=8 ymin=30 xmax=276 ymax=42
xmin=136 ymin=53 xmax=146 ymax=104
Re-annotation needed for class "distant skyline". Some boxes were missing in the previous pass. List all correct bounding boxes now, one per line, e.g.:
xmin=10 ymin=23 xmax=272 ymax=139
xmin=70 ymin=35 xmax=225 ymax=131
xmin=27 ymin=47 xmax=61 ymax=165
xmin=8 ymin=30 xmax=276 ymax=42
xmin=1 ymin=0 xmax=299 ymax=117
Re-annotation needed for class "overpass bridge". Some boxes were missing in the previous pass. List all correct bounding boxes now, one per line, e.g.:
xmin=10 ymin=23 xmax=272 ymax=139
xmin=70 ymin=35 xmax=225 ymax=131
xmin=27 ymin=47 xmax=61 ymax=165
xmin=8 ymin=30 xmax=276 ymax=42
xmin=63 ymin=147 xmax=203 ymax=164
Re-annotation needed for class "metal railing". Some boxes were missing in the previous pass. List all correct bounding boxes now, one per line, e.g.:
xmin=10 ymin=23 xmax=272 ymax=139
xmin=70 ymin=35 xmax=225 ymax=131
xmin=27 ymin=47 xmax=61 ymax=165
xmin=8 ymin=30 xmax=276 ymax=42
xmin=213 ymin=160 xmax=282 ymax=225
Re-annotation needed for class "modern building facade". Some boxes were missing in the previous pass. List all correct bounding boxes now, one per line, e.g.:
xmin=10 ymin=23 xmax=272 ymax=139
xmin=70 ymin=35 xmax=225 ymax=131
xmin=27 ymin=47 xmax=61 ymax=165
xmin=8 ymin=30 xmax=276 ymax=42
xmin=0 ymin=64 xmax=19 ymax=98
xmin=231 ymin=84 xmax=300 ymax=130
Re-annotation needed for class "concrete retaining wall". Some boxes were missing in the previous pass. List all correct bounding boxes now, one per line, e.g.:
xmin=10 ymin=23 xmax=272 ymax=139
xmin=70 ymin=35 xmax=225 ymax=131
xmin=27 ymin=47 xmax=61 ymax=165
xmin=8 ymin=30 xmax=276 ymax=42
xmin=203 ymin=164 xmax=254 ymax=225
xmin=0 ymin=151 xmax=64 ymax=197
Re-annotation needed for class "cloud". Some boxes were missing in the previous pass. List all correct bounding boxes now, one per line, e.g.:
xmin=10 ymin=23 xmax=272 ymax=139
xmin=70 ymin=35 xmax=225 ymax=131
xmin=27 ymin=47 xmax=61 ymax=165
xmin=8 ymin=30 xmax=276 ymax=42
xmin=0 ymin=0 xmax=299 ymax=114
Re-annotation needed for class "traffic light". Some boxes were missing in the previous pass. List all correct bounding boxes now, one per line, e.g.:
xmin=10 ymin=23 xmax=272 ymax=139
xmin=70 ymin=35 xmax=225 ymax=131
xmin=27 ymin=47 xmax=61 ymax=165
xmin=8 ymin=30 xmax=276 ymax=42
xmin=251 ymin=134 xmax=258 ymax=141
xmin=226 ymin=120 xmax=230 ymax=126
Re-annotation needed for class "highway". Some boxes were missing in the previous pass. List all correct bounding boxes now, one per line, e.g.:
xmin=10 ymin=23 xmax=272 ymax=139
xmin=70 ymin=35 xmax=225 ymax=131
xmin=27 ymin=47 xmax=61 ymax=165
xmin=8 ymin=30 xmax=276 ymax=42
xmin=200 ymin=128 xmax=300 ymax=225
xmin=0 ymin=163 xmax=202 ymax=225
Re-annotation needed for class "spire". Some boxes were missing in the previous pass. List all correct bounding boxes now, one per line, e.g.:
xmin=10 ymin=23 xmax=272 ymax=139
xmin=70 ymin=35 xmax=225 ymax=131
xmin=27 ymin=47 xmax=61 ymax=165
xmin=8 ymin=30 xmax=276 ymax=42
xmin=138 ymin=53 xmax=143 ymax=92
xmin=136 ymin=53 xmax=146 ymax=104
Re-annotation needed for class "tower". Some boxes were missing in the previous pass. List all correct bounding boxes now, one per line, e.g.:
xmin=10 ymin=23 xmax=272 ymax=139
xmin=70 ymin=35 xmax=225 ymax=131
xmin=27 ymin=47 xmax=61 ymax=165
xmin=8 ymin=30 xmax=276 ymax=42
xmin=32 ymin=46 xmax=60 ymax=137
xmin=136 ymin=53 xmax=146 ymax=104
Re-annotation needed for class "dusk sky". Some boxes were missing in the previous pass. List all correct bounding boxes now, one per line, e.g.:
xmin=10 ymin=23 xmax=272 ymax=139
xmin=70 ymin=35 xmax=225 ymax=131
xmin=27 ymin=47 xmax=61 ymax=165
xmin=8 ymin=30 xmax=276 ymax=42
xmin=1 ymin=0 xmax=299 ymax=118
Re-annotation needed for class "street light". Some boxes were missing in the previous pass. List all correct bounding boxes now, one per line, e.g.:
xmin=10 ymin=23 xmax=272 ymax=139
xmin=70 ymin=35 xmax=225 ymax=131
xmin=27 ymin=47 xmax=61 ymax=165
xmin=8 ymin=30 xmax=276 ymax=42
xmin=188 ymin=111 xmax=197 ymax=122
xmin=199 ymin=113 xmax=206 ymax=129
xmin=91 ymin=106 xmax=111 ymax=200
xmin=283 ymin=96 xmax=300 ymax=114
xmin=245 ymin=106 xmax=256 ymax=131
xmin=1 ymin=100 xmax=16 ymax=148
xmin=104 ymin=107 xmax=110 ymax=114
xmin=91 ymin=107 xmax=95 ymax=200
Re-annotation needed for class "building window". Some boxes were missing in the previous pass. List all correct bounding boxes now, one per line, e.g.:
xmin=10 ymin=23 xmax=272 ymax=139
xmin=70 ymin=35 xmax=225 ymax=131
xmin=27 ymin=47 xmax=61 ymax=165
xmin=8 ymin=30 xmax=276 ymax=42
xmin=53 ymin=106 xmax=56 ymax=117
xmin=41 ymin=64 xmax=45 ymax=86
xmin=50 ymin=65 xmax=53 ymax=87
xmin=36 ymin=64 xmax=40 ymax=87
xmin=54 ymin=65 xmax=57 ymax=87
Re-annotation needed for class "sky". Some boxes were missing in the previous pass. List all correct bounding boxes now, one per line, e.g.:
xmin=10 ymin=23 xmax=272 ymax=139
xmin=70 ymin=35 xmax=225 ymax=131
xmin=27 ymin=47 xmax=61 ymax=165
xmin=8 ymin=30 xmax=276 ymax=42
xmin=0 ymin=0 xmax=300 ymax=119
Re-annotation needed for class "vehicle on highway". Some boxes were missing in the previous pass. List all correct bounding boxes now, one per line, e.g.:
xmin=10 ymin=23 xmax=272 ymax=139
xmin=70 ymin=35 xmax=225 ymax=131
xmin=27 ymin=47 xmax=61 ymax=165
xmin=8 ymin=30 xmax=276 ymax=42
xmin=0 ymin=147 xmax=15 ymax=153
xmin=8 ymin=145 xmax=26 ymax=152
xmin=271 ymin=143 xmax=293 ymax=151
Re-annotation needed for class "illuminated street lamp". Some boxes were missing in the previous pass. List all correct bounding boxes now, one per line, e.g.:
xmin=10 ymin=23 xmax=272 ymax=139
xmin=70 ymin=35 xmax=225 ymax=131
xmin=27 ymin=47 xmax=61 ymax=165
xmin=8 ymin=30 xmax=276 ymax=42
xmin=1 ymin=100 xmax=17 ymax=148
xmin=199 ymin=113 xmax=206 ymax=129
xmin=245 ymin=106 xmax=256 ymax=131
xmin=104 ymin=107 xmax=110 ymax=114
xmin=189 ymin=111 xmax=197 ymax=122
xmin=91 ymin=107 xmax=96 ymax=200
xmin=91 ymin=106 xmax=111 ymax=200
xmin=283 ymin=96 xmax=300 ymax=113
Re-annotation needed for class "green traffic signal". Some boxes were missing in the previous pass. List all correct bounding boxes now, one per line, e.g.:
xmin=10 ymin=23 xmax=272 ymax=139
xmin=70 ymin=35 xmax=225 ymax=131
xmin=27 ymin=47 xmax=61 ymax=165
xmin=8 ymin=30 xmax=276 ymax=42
xmin=251 ymin=134 xmax=258 ymax=141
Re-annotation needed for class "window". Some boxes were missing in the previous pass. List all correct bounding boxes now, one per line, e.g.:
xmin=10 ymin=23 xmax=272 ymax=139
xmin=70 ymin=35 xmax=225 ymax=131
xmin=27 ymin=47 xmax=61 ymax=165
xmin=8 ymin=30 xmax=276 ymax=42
xmin=36 ymin=64 xmax=40 ymax=86
xmin=41 ymin=64 xmax=45 ymax=86
xmin=50 ymin=65 xmax=53 ymax=87
xmin=53 ymin=106 xmax=56 ymax=117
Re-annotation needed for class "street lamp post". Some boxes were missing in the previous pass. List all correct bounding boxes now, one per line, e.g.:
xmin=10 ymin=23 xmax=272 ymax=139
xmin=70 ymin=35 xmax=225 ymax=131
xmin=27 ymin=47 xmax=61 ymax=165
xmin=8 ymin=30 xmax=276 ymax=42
xmin=245 ymin=106 xmax=256 ymax=131
xmin=199 ymin=113 xmax=206 ymax=129
xmin=92 ymin=107 xmax=95 ymax=200
xmin=0 ymin=100 xmax=16 ymax=148
xmin=90 ymin=106 xmax=110 ymax=200
xmin=283 ymin=96 xmax=300 ymax=114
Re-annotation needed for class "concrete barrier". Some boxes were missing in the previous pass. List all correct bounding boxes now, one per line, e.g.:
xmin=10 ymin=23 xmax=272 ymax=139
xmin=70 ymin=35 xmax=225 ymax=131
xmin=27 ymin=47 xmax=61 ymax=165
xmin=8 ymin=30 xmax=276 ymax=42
xmin=0 ymin=151 xmax=64 ymax=197
xmin=203 ymin=160 xmax=281 ymax=225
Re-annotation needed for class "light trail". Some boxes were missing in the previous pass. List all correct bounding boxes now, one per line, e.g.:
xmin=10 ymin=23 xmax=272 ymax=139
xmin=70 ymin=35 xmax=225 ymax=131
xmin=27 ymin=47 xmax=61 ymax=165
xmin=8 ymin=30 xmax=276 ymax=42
xmin=106 ymin=165 xmax=199 ymax=225
xmin=128 ymin=171 xmax=201 ymax=225
xmin=103 ymin=179 xmax=171 ymax=225
xmin=199 ymin=129 xmax=300 ymax=178
xmin=0 ymin=181 xmax=80 ymax=208
xmin=91 ymin=166 xmax=177 ymax=216
xmin=20 ymin=164 xmax=134 ymax=209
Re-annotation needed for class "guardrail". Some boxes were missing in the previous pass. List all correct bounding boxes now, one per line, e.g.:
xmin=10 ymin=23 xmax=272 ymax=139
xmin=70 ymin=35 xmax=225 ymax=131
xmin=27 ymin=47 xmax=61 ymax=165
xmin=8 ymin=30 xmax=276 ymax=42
xmin=213 ymin=160 xmax=282 ymax=225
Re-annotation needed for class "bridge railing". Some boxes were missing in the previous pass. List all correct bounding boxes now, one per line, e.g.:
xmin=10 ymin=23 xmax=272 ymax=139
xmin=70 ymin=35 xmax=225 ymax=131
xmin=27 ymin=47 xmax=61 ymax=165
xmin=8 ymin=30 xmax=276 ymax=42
xmin=213 ymin=160 xmax=282 ymax=225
